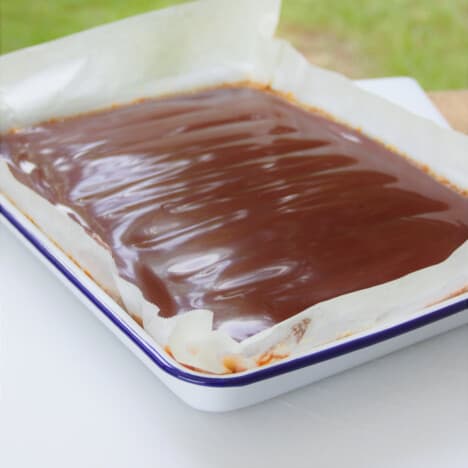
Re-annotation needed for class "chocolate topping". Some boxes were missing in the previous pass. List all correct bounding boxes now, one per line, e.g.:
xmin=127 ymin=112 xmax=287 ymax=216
xmin=2 ymin=87 xmax=467 ymax=340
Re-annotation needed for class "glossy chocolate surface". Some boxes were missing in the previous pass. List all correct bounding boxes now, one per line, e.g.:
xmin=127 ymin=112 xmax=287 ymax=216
xmin=2 ymin=87 xmax=467 ymax=340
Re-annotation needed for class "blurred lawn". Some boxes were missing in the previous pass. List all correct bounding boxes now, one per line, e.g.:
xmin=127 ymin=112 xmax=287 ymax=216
xmin=1 ymin=0 xmax=467 ymax=90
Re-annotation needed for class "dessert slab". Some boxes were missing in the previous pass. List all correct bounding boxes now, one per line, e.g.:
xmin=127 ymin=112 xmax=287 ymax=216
xmin=1 ymin=77 xmax=467 ymax=412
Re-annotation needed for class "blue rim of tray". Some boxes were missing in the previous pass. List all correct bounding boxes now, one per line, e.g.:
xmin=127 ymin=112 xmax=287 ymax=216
xmin=1 ymin=202 xmax=467 ymax=387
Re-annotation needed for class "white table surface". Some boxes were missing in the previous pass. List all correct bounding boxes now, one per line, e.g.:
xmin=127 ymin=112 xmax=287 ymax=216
xmin=1 ymin=78 xmax=467 ymax=468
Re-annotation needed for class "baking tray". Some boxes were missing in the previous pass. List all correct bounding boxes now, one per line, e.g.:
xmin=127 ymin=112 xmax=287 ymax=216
xmin=1 ymin=78 xmax=467 ymax=412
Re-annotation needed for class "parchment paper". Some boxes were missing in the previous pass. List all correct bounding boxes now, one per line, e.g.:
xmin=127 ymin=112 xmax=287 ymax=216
xmin=1 ymin=0 xmax=467 ymax=374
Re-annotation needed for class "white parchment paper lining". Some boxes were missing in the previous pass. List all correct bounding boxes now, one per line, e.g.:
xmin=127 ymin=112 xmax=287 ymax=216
xmin=1 ymin=0 xmax=467 ymax=373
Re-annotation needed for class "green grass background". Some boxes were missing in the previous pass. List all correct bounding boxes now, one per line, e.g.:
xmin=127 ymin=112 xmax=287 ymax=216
xmin=1 ymin=0 xmax=467 ymax=90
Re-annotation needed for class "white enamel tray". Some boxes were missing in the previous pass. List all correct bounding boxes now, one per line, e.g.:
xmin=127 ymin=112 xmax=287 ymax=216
xmin=1 ymin=77 xmax=467 ymax=413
